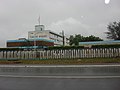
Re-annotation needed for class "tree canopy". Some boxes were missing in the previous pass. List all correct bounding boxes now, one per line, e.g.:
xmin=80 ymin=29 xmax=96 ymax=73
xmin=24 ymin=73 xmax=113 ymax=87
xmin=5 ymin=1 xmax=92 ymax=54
xmin=106 ymin=21 xmax=120 ymax=40
xmin=69 ymin=34 xmax=103 ymax=46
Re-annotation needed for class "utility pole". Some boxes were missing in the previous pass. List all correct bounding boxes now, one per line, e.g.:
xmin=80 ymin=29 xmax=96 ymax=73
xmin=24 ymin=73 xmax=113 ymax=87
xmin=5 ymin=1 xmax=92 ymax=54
xmin=62 ymin=30 xmax=65 ymax=46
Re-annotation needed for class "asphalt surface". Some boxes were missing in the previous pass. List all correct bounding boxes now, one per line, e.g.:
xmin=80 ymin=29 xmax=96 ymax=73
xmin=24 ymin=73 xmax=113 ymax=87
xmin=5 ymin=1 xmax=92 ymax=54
xmin=0 ymin=64 xmax=120 ymax=90
xmin=0 ymin=77 xmax=120 ymax=90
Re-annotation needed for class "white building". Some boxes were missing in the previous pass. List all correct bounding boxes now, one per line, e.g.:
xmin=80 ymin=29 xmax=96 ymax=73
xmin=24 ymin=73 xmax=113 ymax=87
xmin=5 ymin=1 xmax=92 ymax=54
xmin=28 ymin=25 xmax=69 ymax=46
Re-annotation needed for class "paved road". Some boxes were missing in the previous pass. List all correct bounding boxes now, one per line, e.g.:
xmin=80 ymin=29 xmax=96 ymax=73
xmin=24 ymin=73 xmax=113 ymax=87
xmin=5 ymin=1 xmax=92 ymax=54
xmin=0 ymin=64 xmax=120 ymax=90
xmin=0 ymin=64 xmax=120 ymax=76
xmin=0 ymin=77 xmax=120 ymax=90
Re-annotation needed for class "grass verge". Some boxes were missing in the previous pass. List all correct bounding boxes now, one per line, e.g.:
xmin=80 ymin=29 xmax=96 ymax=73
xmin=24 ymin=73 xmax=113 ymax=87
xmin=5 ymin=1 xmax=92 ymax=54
xmin=0 ymin=58 xmax=120 ymax=64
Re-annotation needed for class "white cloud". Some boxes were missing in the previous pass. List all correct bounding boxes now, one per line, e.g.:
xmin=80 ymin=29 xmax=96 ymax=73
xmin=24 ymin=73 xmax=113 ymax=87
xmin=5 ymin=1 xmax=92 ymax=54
xmin=47 ymin=17 xmax=110 ymax=39
xmin=47 ymin=17 xmax=90 ymax=36
xmin=0 ymin=0 xmax=120 ymax=47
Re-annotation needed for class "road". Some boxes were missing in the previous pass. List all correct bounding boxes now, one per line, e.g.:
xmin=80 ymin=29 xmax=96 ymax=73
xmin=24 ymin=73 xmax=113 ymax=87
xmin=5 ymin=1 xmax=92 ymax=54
xmin=0 ymin=77 xmax=120 ymax=90
xmin=0 ymin=64 xmax=120 ymax=90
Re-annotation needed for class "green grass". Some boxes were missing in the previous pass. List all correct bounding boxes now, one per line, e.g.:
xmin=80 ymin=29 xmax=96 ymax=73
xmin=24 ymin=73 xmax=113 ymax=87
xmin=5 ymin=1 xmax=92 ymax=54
xmin=0 ymin=58 xmax=120 ymax=64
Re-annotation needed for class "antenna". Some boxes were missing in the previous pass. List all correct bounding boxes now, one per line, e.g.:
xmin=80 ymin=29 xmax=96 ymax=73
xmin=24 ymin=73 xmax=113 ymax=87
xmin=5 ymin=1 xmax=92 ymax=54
xmin=38 ymin=15 xmax=40 ymax=25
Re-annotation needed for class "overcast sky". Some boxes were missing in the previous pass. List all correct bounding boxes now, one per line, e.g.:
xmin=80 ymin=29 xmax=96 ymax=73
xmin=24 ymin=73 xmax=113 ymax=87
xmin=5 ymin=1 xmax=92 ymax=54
xmin=0 ymin=0 xmax=120 ymax=47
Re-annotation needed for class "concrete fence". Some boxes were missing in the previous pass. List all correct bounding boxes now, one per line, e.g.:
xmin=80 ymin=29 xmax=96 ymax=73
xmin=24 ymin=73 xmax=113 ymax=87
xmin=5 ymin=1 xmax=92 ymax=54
xmin=0 ymin=48 xmax=120 ymax=60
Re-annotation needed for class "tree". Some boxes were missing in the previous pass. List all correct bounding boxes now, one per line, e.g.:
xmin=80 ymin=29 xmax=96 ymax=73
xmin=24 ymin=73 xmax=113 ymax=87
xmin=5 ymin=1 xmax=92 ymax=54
xmin=74 ymin=34 xmax=84 ymax=45
xmin=106 ymin=21 xmax=120 ymax=40
xmin=69 ymin=34 xmax=103 ymax=46
xmin=69 ymin=35 xmax=74 ymax=46
xmin=84 ymin=35 xmax=103 ymax=42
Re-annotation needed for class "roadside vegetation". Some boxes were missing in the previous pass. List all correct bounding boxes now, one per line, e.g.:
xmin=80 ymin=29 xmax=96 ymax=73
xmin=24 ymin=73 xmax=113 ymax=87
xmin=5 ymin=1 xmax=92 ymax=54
xmin=0 ymin=58 xmax=120 ymax=64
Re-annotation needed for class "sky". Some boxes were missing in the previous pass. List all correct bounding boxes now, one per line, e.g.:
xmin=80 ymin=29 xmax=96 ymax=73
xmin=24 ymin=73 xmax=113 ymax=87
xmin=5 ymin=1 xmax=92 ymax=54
xmin=0 ymin=0 xmax=120 ymax=47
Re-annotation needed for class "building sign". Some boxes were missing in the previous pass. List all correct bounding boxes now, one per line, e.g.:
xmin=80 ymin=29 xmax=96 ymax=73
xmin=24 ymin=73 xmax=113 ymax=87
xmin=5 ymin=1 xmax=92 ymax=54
xmin=39 ymin=35 xmax=47 ymax=38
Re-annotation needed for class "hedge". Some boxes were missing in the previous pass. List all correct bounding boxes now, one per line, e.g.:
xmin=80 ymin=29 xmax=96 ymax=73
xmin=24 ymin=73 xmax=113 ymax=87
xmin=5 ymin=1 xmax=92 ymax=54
xmin=1 ymin=44 xmax=120 ymax=51
xmin=48 ymin=44 xmax=120 ymax=50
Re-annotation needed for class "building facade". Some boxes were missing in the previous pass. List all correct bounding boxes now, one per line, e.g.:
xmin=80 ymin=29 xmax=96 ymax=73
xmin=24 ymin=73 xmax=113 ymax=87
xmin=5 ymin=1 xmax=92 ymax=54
xmin=28 ymin=25 xmax=69 ymax=46
xmin=7 ymin=24 xmax=69 ymax=48
xmin=7 ymin=38 xmax=54 ymax=48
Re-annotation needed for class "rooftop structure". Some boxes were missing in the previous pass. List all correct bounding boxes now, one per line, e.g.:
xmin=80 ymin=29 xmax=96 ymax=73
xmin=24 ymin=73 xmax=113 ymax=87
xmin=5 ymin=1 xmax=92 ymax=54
xmin=79 ymin=40 xmax=120 ymax=46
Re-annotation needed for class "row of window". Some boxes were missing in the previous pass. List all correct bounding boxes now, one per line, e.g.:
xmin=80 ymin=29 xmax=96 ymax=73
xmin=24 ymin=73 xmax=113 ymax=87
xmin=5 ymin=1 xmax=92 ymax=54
xmin=29 ymin=35 xmax=48 ymax=38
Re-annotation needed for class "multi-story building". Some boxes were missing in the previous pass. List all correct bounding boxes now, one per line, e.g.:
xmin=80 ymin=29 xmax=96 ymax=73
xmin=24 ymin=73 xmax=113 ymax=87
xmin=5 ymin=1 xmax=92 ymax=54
xmin=7 ymin=24 xmax=69 ymax=48
xmin=28 ymin=25 xmax=69 ymax=46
